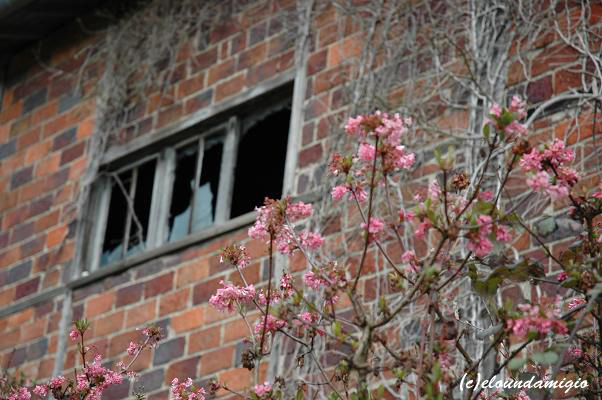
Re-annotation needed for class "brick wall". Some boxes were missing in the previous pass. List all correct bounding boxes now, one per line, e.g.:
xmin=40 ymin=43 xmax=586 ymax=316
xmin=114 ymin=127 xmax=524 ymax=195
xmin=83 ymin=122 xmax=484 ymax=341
xmin=0 ymin=1 xmax=600 ymax=398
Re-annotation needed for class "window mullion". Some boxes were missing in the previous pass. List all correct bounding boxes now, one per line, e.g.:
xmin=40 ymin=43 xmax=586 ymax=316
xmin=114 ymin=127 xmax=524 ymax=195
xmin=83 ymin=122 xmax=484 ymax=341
xmin=149 ymin=149 xmax=174 ymax=248
xmin=89 ymin=176 xmax=111 ymax=273
xmin=215 ymin=116 xmax=239 ymax=223
xmin=122 ymin=168 xmax=138 ymax=257
xmin=189 ymin=138 xmax=204 ymax=234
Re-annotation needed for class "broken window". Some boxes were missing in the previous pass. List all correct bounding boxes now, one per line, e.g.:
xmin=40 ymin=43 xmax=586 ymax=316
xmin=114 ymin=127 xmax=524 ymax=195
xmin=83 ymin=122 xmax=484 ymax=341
xmin=100 ymin=159 xmax=156 ymax=267
xmin=87 ymin=88 xmax=292 ymax=271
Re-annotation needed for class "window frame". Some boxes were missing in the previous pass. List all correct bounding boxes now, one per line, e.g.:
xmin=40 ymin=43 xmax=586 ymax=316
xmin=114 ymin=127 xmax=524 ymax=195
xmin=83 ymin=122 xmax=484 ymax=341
xmin=84 ymin=89 xmax=292 ymax=274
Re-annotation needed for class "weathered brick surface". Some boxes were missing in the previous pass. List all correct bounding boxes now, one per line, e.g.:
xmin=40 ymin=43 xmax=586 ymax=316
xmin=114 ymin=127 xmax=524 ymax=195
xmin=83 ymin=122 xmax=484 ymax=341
xmin=0 ymin=1 xmax=597 ymax=399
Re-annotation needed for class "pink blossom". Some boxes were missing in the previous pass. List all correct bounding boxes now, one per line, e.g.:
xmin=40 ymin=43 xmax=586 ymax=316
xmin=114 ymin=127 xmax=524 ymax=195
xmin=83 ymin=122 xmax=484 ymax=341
xmin=69 ymin=329 xmax=80 ymax=342
xmin=219 ymin=245 xmax=250 ymax=269
xmin=467 ymin=236 xmax=493 ymax=257
xmin=361 ymin=218 xmax=385 ymax=236
xmin=477 ymin=215 xmax=493 ymax=235
xmin=299 ymin=232 xmax=324 ymax=251
xmin=507 ymin=301 xmax=568 ymax=339
xmin=331 ymin=185 xmax=349 ymax=201
xmin=515 ymin=390 xmax=530 ymax=400
xmin=209 ymin=281 xmax=256 ymax=313
xmin=557 ymin=272 xmax=568 ymax=282
xmin=33 ymin=385 xmax=48 ymax=397
xmin=299 ymin=312 xmax=317 ymax=324
xmin=255 ymin=315 xmax=287 ymax=335
xmin=568 ymin=297 xmax=586 ymax=310
xmin=171 ymin=378 xmax=205 ymax=400
xmin=568 ymin=347 xmax=583 ymax=361
xmin=49 ymin=376 xmax=66 ymax=389
xmin=345 ymin=115 xmax=364 ymax=136
xmin=254 ymin=383 xmax=273 ymax=397
xmin=399 ymin=209 xmax=414 ymax=222
xmin=428 ymin=182 xmax=441 ymax=200
xmin=505 ymin=120 xmax=527 ymax=137
xmin=478 ymin=191 xmax=494 ymax=202
xmin=304 ymin=271 xmax=327 ymax=290
xmin=127 ymin=341 xmax=138 ymax=356
xmin=392 ymin=145 xmax=415 ymax=169
xmin=415 ymin=220 xmax=431 ymax=240
xmin=489 ymin=103 xmax=502 ymax=117
xmin=495 ymin=225 xmax=512 ymax=243
xmin=280 ymin=273 xmax=294 ymax=298
xmin=510 ymin=95 xmax=527 ymax=119
xmin=358 ymin=143 xmax=376 ymax=162
xmin=593 ymin=191 xmax=602 ymax=201
xmin=8 ymin=387 xmax=31 ymax=400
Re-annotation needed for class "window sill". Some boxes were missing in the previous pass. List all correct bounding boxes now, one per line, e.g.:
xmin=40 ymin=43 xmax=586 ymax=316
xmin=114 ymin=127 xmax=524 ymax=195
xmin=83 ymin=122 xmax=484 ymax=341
xmin=68 ymin=211 xmax=257 ymax=290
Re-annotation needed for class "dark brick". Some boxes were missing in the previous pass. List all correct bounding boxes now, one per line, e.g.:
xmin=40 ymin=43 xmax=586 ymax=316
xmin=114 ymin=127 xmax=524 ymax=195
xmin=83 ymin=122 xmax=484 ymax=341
xmin=191 ymin=47 xmax=218 ymax=73
xmin=249 ymin=21 xmax=267 ymax=46
xmin=147 ymin=390 xmax=169 ymax=400
xmin=20 ymin=236 xmax=45 ymax=258
xmin=15 ymin=277 xmax=40 ymax=299
xmin=527 ymin=75 xmax=552 ymax=103
xmin=298 ymin=143 xmax=323 ymax=168
xmin=116 ymin=283 xmax=143 ymax=307
xmin=145 ymin=272 xmax=174 ymax=298
xmin=307 ymin=50 xmax=327 ymax=76
xmin=0 ymin=140 xmax=16 ymax=161
xmin=8 ymin=347 xmax=27 ymax=367
xmin=60 ymin=141 xmax=85 ymax=165
xmin=45 ymin=168 xmax=69 ymax=191
xmin=52 ymin=127 xmax=77 ymax=151
xmin=153 ymin=337 xmax=185 ymax=366
xmin=29 ymin=194 xmax=53 ymax=218
xmin=10 ymin=222 xmax=34 ymax=245
xmin=58 ymin=92 xmax=81 ymax=114
xmin=26 ymin=338 xmax=48 ymax=361
xmin=103 ymin=380 xmax=130 ymax=400
xmin=22 ymin=88 xmax=47 ymax=114
xmin=165 ymin=356 xmax=200 ymax=384
xmin=10 ymin=166 xmax=33 ymax=189
xmin=0 ymin=232 xmax=7 ymax=248
xmin=73 ymin=282 xmax=102 ymax=302
xmin=72 ymin=303 xmax=84 ymax=321
xmin=103 ymin=271 xmax=132 ymax=291
xmin=136 ymin=369 xmax=164 ymax=393
xmin=192 ymin=278 xmax=221 ymax=305
xmin=7 ymin=260 xmax=32 ymax=284
xmin=49 ymin=76 xmax=75 ymax=99
xmin=210 ymin=20 xmax=238 ymax=44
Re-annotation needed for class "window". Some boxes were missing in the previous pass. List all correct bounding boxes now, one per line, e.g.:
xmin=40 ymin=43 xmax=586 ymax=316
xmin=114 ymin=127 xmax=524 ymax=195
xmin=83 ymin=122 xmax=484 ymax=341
xmin=83 ymin=91 xmax=292 ymax=271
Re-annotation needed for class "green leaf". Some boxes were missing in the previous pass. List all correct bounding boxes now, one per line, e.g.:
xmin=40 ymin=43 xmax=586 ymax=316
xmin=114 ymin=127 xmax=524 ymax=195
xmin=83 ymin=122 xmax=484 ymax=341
xmin=531 ymin=352 xmax=558 ymax=365
xmin=483 ymin=123 xmax=490 ymax=140
xmin=332 ymin=322 xmax=342 ymax=338
xmin=508 ymin=358 xmax=526 ymax=370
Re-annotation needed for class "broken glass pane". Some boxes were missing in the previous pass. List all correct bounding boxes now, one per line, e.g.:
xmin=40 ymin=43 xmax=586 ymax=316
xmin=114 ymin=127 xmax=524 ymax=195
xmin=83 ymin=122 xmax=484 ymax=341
xmin=168 ymin=142 xmax=198 ymax=242
xmin=192 ymin=135 xmax=223 ymax=232
xmin=100 ymin=170 xmax=132 ymax=266
xmin=126 ymin=159 xmax=156 ymax=256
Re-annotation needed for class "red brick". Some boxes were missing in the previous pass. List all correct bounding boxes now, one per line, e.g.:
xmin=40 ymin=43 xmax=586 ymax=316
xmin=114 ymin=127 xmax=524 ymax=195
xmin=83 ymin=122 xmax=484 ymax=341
xmin=157 ymin=104 xmax=183 ymax=129
xmin=144 ymin=272 xmax=174 ymax=298
xmin=298 ymin=143 xmax=323 ymax=168
xmin=176 ymin=259 xmax=210 ymax=288
xmin=159 ymin=287 xmax=190 ymax=317
xmin=208 ymin=59 xmax=236 ymax=85
xmin=116 ymin=283 xmax=143 ymax=307
xmin=189 ymin=326 xmax=221 ymax=353
xmin=307 ymin=49 xmax=327 ymax=76
xmin=200 ymin=346 xmax=234 ymax=375
xmin=192 ymin=278 xmax=221 ymax=304
xmin=217 ymin=368 xmax=251 ymax=392
xmin=172 ymin=306 xmax=204 ymax=333
xmin=191 ymin=48 xmax=218 ymax=74
xmin=126 ymin=300 xmax=157 ymax=328
xmin=215 ymin=74 xmax=246 ymax=102
xmin=237 ymin=43 xmax=267 ymax=71
xmin=94 ymin=311 xmax=125 ymax=337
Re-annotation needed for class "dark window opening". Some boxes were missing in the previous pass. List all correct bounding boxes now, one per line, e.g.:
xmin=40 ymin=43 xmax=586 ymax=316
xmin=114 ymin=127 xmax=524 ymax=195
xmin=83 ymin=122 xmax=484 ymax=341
xmin=127 ymin=159 xmax=156 ymax=255
xmin=168 ymin=143 xmax=198 ymax=242
xmin=230 ymin=107 xmax=291 ymax=218
xmin=101 ymin=171 xmax=131 ymax=266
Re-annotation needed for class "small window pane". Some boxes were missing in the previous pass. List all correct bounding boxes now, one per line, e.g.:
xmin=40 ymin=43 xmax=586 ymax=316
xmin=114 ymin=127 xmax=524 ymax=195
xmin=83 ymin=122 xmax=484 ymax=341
xmin=126 ymin=159 xmax=156 ymax=256
xmin=168 ymin=143 xmax=198 ymax=242
xmin=230 ymin=108 xmax=290 ymax=217
xmin=100 ymin=170 xmax=132 ymax=266
xmin=192 ymin=135 xmax=223 ymax=232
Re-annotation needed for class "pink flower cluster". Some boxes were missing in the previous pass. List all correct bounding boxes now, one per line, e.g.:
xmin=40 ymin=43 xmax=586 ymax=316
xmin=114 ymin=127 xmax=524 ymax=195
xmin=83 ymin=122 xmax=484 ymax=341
xmin=253 ymin=382 xmax=273 ymax=398
xmin=171 ymin=378 xmax=206 ymax=400
xmin=568 ymin=297 xmax=586 ymax=310
xmin=488 ymin=95 xmax=528 ymax=138
xmin=507 ymin=301 xmax=568 ymax=339
xmin=520 ymin=139 xmax=577 ymax=199
xmin=248 ymin=198 xmax=323 ymax=255
xmin=466 ymin=215 xmax=494 ymax=257
xmin=209 ymin=281 xmax=256 ymax=313
xmin=254 ymin=315 xmax=287 ymax=335
xmin=361 ymin=217 xmax=385 ymax=238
